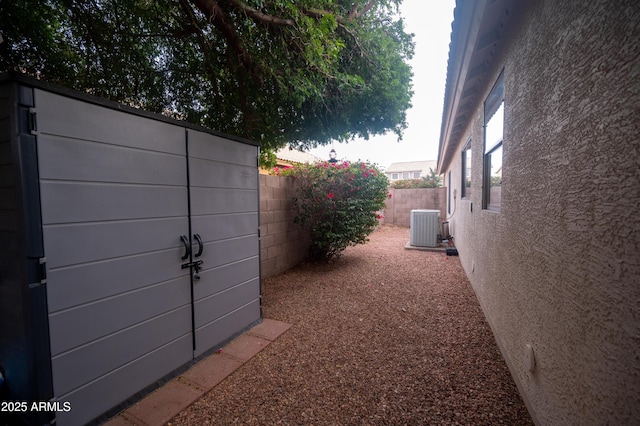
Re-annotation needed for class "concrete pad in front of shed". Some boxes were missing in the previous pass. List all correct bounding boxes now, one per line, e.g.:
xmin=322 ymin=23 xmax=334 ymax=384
xmin=220 ymin=334 xmax=271 ymax=362
xmin=123 ymin=380 xmax=201 ymax=426
xmin=101 ymin=414 xmax=134 ymax=426
xmin=247 ymin=318 xmax=292 ymax=341
xmin=180 ymin=353 xmax=243 ymax=392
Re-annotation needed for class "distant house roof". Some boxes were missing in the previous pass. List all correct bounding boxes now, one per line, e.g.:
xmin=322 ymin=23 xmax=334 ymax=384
xmin=275 ymin=147 xmax=322 ymax=164
xmin=386 ymin=160 xmax=438 ymax=174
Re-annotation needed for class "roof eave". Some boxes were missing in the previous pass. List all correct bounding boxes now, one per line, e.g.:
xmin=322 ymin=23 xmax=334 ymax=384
xmin=437 ymin=0 xmax=522 ymax=174
xmin=437 ymin=0 xmax=486 ymax=174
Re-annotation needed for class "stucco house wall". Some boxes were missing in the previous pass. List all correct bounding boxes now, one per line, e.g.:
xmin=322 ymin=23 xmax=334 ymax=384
xmin=438 ymin=1 xmax=639 ymax=424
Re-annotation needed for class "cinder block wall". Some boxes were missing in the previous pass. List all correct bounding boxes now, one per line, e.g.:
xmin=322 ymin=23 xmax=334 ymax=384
xmin=383 ymin=187 xmax=447 ymax=227
xmin=259 ymin=175 xmax=308 ymax=278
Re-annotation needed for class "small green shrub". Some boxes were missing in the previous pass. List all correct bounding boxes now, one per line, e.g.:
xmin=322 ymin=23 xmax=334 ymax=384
xmin=276 ymin=160 xmax=390 ymax=261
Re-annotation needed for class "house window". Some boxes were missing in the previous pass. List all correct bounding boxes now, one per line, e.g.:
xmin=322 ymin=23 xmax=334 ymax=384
xmin=461 ymin=139 xmax=471 ymax=199
xmin=391 ymin=173 xmax=398 ymax=180
xmin=483 ymin=71 xmax=504 ymax=211
xmin=403 ymin=172 xmax=409 ymax=179
xmin=448 ymin=171 xmax=452 ymax=214
xmin=413 ymin=172 xmax=420 ymax=178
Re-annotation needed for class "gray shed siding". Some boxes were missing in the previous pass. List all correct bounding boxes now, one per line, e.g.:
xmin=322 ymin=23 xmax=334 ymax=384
xmin=187 ymin=128 xmax=261 ymax=358
xmin=0 ymin=76 xmax=261 ymax=425
xmin=38 ymin=89 xmax=194 ymax=425
xmin=0 ymin=81 xmax=55 ymax=426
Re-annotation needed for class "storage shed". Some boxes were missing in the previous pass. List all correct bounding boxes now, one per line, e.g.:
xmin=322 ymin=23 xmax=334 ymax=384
xmin=0 ymin=74 xmax=262 ymax=425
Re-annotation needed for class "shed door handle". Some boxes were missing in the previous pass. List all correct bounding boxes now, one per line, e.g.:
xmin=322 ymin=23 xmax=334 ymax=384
xmin=194 ymin=233 xmax=204 ymax=257
xmin=180 ymin=235 xmax=190 ymax=260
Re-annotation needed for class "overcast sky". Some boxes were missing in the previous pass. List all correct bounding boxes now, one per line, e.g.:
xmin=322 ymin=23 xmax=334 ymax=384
xmin=307 ymin=0 xmax=455 ymax=170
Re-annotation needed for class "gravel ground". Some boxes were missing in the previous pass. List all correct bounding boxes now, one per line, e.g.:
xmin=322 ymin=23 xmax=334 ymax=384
xmin=171 ymin=225 xmax=533 ymax=425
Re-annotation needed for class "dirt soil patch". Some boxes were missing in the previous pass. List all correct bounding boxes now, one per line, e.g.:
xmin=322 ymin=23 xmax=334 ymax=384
xmin=171 ymin=225 xmax=533 ymax=425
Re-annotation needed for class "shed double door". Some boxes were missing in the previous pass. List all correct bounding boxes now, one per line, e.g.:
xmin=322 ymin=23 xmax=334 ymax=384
xmin=34 ymin=89 xmax=260 ymax=425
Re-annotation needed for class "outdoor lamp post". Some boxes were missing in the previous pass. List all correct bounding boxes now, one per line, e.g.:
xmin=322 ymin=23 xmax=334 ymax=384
xmin=329 ymin=149 xmax=338 ymax=163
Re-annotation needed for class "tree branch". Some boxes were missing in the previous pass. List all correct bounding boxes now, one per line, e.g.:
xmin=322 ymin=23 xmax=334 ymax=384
xmin=308 ymin=1 xmax=378 ymax=23
xmin=349 ymin=1 xmax=377 ymax=20
xmin=189 ymin=0 xmax=257 ymax=76
xmin=306 ymin=8 xmax=345 ymax=24
xmin=227 ymin=0 xmax=295 ymax=26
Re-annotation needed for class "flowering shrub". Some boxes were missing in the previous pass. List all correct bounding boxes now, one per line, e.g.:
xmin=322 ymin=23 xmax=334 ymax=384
xmin=277 ymin=160 xmax=389 ymax=261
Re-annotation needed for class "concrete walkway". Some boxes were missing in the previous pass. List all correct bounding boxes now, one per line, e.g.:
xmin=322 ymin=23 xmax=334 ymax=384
xmin=103 ymin=319 xmax=292 ymax=426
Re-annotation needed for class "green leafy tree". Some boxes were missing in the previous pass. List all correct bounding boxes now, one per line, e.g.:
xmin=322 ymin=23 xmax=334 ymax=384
xmin=259 ymin=149 xmax=278 ymax=169
xmin=277 ymin=160 xmax=389 ymax=261
xmin=0 ymin=0 xmax=414 ymax=152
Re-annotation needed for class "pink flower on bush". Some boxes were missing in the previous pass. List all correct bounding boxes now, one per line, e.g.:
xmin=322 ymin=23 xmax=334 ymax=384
xmin=376 ymin=214 xmax=384 ymax=220
xmin=327 ymin=192 xmax=335 ymax=199
xmin=388 ymin=193 xmax=392 ymax=198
